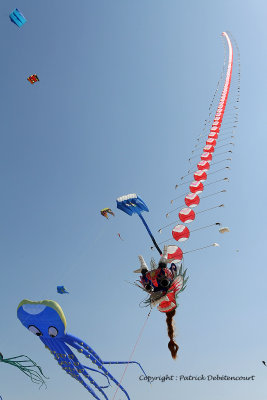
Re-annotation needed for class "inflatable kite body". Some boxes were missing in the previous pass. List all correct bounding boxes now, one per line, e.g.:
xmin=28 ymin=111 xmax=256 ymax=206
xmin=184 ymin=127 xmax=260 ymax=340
xmin=9 ymin=9 xmax=27 ymax=27
xmin=100 ymin=208 xmax=114 ymax=219
xmin=27 ymin=74 xmax=39 ymax=84
xmin=17 ymin=299 xmax=146 ymax=400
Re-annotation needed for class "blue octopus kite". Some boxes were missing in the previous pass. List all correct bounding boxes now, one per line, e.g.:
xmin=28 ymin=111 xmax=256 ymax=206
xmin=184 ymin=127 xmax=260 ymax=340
xmin=17 ymin=300 xmax=146 ymax=399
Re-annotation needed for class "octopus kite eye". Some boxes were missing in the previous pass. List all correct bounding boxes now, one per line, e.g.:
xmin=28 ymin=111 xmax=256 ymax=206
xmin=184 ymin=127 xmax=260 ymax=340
xmin=48 ymin=326 xmax=58 ymax=338
xmin=28 ymin=325 xmax=42 ymax=336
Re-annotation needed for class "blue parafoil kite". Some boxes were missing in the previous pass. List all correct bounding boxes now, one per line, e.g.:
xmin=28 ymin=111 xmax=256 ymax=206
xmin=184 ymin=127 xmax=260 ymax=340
xmin=17 ymin=299 xmax=146 ymax=399
xmin=57 ymin=286 xmax=69 ymax=294
xmin=117 ymin=194 xmax=161 ymax=254
xmin=9 ymin=9 xmax=27 ymax=27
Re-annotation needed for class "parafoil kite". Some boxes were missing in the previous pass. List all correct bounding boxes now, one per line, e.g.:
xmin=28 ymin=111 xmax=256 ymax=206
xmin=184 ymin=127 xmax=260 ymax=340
xmin=9 ymin=9 xmax=27 ymax=27
xmin=57 ymin=286 xmax=69 ymax=294
xmin=117 ymin=194 xmax=161 ymax=254
xmin=17 ymin=299 xmax=146 ymax=399
xmin=117 ymin=32 xmax=240 ymax=359
xmin=0 ymin=351 xmax=47 ymax=386
xmin=27 ymin=74 xmax=39 ymax=84
xmin=100 ymin=208 xmax=114 ymax=219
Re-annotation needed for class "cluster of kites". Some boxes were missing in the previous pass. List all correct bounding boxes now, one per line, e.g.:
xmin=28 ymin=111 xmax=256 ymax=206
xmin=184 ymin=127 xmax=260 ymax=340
xmin=103 ymin=32 xmax=240 ymax=361
xmin=9 ymin=9 xmax=39 ymax=84
xmin=3 ymin=8 xmax=243 ymax=400
xmin=4 ymin=8 xmax=145 ymax=400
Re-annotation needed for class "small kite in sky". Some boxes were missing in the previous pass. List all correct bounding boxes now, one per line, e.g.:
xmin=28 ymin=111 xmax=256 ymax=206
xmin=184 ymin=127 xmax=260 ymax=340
xmin=27 ymin=74 xmax=39 ymax=84
xmin=262 ymin=361 xmax=266 ymax=367
xmin=17 ymin=299 xmax=146 ymax=399
xmin=100 ymin=208 xmax=114 ymax=219
xmin=0 ymin=351 xmax=47 ymax=387
xmin=57 ymin=286 xmax=69 ymax=294
xmin=9 ymin=9 xmax=27 ymax=27
xmin=219 ymin=226 xmax=230 ymax=234
xmin=117 ymin=233 xmax=123 ymax=241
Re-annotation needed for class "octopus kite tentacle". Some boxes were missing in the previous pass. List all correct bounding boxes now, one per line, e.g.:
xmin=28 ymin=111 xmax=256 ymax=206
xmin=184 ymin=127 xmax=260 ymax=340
xmin=62 ymin=341 xmax=111 ymax=398
xmin=65 ymin=335 xmax=147 ymax=376
xmin=65 ymin=334 xmax=102 ymax=363
xmin=83 ymin=366 xmax=111 ymax=389
xmin=44 ymin=338 xmax=108 ymax=400
xmin=65 ymin=339 xmax=131 ymax=400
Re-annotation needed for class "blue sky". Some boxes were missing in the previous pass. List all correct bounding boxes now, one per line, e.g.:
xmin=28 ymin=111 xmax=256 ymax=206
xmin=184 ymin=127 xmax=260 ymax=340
xmin=0 ymin=1 xmax=267 ymax=399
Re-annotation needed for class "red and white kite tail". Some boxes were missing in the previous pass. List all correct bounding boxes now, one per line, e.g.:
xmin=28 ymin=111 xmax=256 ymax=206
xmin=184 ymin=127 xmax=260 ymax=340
xmin=173 ymin=32 xmax=233 ymax=239
xmin=159 ymin=33 xmax=239 ymax=259
xmin=193 ymin=34 xmax=228 ymax=149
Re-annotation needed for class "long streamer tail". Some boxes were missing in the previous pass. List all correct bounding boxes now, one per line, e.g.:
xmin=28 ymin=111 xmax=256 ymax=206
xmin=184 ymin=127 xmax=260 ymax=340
xmin=166 ymin=310 xmax=179 ymax=359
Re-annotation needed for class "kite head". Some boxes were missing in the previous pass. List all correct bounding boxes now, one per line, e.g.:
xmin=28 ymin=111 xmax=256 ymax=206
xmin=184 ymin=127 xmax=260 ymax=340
xmin=138 ymin=254 xmax=176 ymax=294
xmin=116 ymin=194 xmax=149 ymax=216
xmin=134 ymin=248 xmax=187 ymax=312
xmin=17 ymin=300 xmax=67 ymax=339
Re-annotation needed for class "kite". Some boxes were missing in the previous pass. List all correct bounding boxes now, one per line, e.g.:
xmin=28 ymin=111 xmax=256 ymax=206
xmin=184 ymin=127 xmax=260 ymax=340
xmin=117 ymin=32 xmax=240 ymax=359
xmin=0 ymin=351 xmax=47 ymax=386
xmin=117 ymin=233 xmax=123 ymax=241
xmin=9 ymin=9 xmax=27 ymax=27
xmin=262 ymin=361 xmax=266 ymax=367
xmin=57 ymin=286 xmax=69 ymax=294
xmin=219 ymin=227 xmax=230 ymax=234
xmin=117 ymin=194 xmax=161 ymax=254
xmin=117 ymin=193 xmax=187 ymax=358
xmin=17 ymin=299 xmax=146 ymax=400
xmin=27 ymin=75 xmax=39 ymax=84
xmin=100 ymin=208 xmax=114 ymax=219
xmin=134 ymin=246 xmax=188 ymax=359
